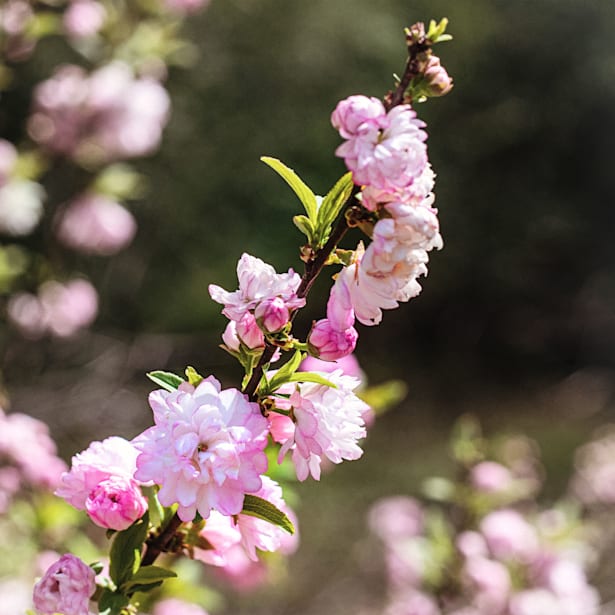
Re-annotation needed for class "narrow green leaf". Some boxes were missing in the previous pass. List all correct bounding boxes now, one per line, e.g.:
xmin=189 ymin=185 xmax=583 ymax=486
xmin=265 ymin=350 xmax=304 ymax=393
xmin=286 ymin=372 xmax=337 ymax=388
xmin=261 ymin=156 xmax=318 ymax=221
xmin=120 ymin=565 xmax=177 ymax=592
xmin=146 ymin=371 xmax=184 ymax=392
xmin=315 ymin=172 xmax=354 ymax=244
xmin=109 ymin=512 xmax=149 ymax=587
xmin=292 ymin=214 xmax=315 ymax=242
xmin=242 ymin=494 xmax=294 ymax=534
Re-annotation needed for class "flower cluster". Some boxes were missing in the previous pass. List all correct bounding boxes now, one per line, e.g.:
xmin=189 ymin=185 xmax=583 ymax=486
xmin=210 ymin=253 xmax=306 ymax=350
xmin=0 ymin=408 xmax=67 ymax=513
xmin=368 ymin=428 xmax=600 ymax=615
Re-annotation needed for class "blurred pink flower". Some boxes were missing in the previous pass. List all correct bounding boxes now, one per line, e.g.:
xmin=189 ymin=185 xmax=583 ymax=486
xmin=463 ymin=556 xmax=511 ymax=614
xmin=152 ymin=598 xmax=209 ymax=615
xmin=164 ymin=0 xmax=211 ymax=14
xmin=368 ymin=496 xmax=424 ymax=543
xmin=32 ymin=554 xmax=96 ymax=615
xmin=56 ymin=436 xmax=147 ymax=530
xmin=299 ymin=353 xmax=364 ymax=381
xmin=55 ymin=193 xmax=136 ymax=255
xmin=0 ymin=139 xmax=17 ymax=187
xmin=384 ymin=590 xmax=441 ymax=615
xmin=480 ymin=509 xmax=539 ymax=563
xmin=470 ymin=461 xmax=514 ymax=494
xmin=29 ymin=63 xmax=170 ymax=165
xmin=135 ymin=376 xmax=269 ymax=521
xmin=0 ymin=179 xmax=44 ymax=236
xmin=40 ymin=279 xmax=98 ymax=337
xmin=63 ymin=0 xmax=106 ymax=38
xmin=211 ymin=544 xmax=269 ymax=591
xmin=0 ymin=1 xmax=35 ymax=61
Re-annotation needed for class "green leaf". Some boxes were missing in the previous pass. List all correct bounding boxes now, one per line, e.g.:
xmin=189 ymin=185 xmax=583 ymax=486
xmin=315 ymin=172 xmax=354 ymax=245
xmin=285 ymin=372 xmax=337 ymax=388
xmin=242 ymin=494 xmax=295 ymax=534
xmin=109 ymin=512 xmax=149 ymax=587
xmin=144 ymin=486 xmax=164 ymax=529
xmin=261 ymin=156 xmax=318 ymax=222
xmin=146 ymin=370 xmax=184 ymax=392
xmin=120 ymin=565 xmax=177 ymax=592
xmin=185 ymin=366 xmax=204 ymax=386
xmin=98 ymin=589 xmax=130 ymax=615
xmin=264 ymin=350 xmax=304 ymax=394
xmin=293 ymin=214 xmax=316 ymax=243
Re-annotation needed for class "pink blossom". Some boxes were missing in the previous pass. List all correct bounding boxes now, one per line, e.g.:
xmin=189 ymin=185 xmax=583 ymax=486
xmin=384 ymin=590 xmax=441 ymax=615
xmin=456 ymin=531 xmax=488 ymax=559
xmin=55 ymin=193 xmax=136 ymax=255
xmin=480 ymin=509 xmax=539 ymax=563
xmin=194 ymin=511 xmax=242 ymax=567
xmin=331 ymin=95 xmax=387 ymax=139
xmin=209 ymin=253 xmax=305 ymax=321
xmin=29 ymin=63 xmax=170 ymax=164
xmin=368 ymin=496 xmax=424 ymax=543
xmin=463 ymin=556 xmax=511 ymax=614
xmin=422 ymin=55 xmax=454 ymax=97
xmin=335 ymin=104 xmax=428 ymax=190
xmin=152 ymin=598 xmax=210 ymax=615
xmin=32 ymin=554 xmax=96 ymax=615
xmin=84 ymin=476 xmax=147 ymax=530
xmin=571 ymin=427 xmax=615 ymax=504
xmin=274 ymin=370 xmax=368 ymax=480
xmin=254 ymin=296 xmax=290 ymax=332
xmin=211 ymin=544 xmax=269 ymax=591
xmin=63 ymin=0 xmax=106 ymax=38
xmin=0 ymin=409 xmax=67 ymax=491
xmin=299 ymin=353 xmax=364 ymax=381
xmin=56 ymin=436 xmax=147 ymax=530
xmin=0 ymin=1 xmax=35 ymax=61
xmin=307 ymin=318 xmax=358 ymax=361
xmin=222 ymin=312 xmax=265 ymax=351
xmin=164 ymin=0 xmax=211 ymax=14
xmin=40 ymin=279 xmax=98 ymax=337
xmin=470 ymin=461 xmax=514 ymax=493
xmin=134 ymin=376 xmax=269 ymax=521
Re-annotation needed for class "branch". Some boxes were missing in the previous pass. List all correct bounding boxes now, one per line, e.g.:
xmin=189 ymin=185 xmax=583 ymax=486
xmin=141 ymin=512 xmax=183 ymax=567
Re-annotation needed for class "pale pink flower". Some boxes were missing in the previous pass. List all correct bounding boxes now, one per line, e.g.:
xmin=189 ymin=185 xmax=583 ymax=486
xmin=508 ymin=589 xmax=562 ymax=615
xmin=32 ymin=554 xmax=96 ymax=615
xmin=470 ymin=461 xmax=514 ymax=493
xmin=222 ymin=312 xmax=265 ymax=351
xmin=164 ymin=0 xmax=210 ymax=13
xmin=335 ymin=104 xmax=428 ymax=190
xmin=56 ymin=436 xmax=147 ymax=530
xmin=29 ymin=63 xmax=170 ymax=164
xmin=194 ymin=511 xmax=242 ymax=567
xmin=55 ymin=193 xmax=136 ymax=255
xmin=307 ymin=318 xmax=358 ymax=361
xmin=384 ymin=590 xmax=441 ymax=615
xmin=134 ymin=376 xmax=269 ymax=521
xmin=212 ymin=544 xmax=268 ymax=591
xmin=331 ymin=95 xmax=387 ymax=139
xmin=39 ymin=279 xmax=98 ymax=337
xmin=0 ymin=409 xmax=67 ymax=490
xmin=463 ymin=556 xmax=511 ymax=614
xmin=0 ymin=1 xmax=35 ymax=61
xmin=153 ymin=598 xmax=210 ymax=615
xmin=571 ymin=427 xmax=615 ymax=504
xmin=423 ymin=55 xmax=454 ymax=97
xmin=254 ymin=296 xmax=290 ymax=332
xmin=275 ymin=370 xmax=368 ymax=480
xmin=368 ymin=496 xmax=424 ymax=543
xmin=299 ymin=353 xmax=364 ymax=381
xmin=456 ymin=531 xmax=488 ymax=559
xmin=63 ymin=0 xmax=106 ymax=38
xmin=209 ymin=253 xmax=305 ymax=321
xmin=480 ymin=509 xmax=539 ymax=562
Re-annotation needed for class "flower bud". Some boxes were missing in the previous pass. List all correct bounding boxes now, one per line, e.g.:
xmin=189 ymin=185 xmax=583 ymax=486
xmin=308 ymin=318 xmax=358 ymax=361
xmin=33 ymin=554 xmax=96 ymax=615
xmin=422 ymin=55 xmax=453 ymax=97
xmin=235 ymin=312 xmax=265 ymax=348
xmin=254 ymin=296 xmax=290 ymax=333
xmin=84 ymin=476 xmax=147 ymax=530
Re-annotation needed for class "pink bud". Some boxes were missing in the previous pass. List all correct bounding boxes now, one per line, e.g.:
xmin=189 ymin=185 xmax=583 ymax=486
xmin=423 ymin=55 xmax=453 ymax=97
xmin=308 ymin=318 xmax=358 ymax=361
xmin=32 ymin=554 xmax=96 ymax=615
xmin=235 ymin=312 xmax=265 ymax=349
xmin=84 ymin=476 xmax=147 ymax=531
xmin=254 ymin=296 xmax=290 ymax=333
xmin=470 ymin=461 xmax=513 ymax=493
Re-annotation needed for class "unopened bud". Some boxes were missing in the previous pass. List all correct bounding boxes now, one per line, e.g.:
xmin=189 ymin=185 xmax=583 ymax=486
xmin=422 ymin=55 xmax=453 ymax=97
xmin=308 ymin=318 xmax=358 ymax=361
xmin=254 ymin=296 xmax=290 ymax=333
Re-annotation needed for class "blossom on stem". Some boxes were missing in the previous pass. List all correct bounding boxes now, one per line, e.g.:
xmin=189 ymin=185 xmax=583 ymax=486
xmin=222 ymin=313 xmax=265 ymax=351
xmin=32 ymin=554 xmax=96 ymax=615
xmin=134 ymin=377 xmax=269 ymax=521
xmin=331 ymin=95 xmax=387 ymax=139
xmin=209 ymin=253 xmax=305 ymax=322
xmin=56 ymin=436 xmax=147 ymax=531
xmin=273 ymin=370 xmax=368 ymax=480
xmin=307 ymin=318 xmax=358 ymax=361
xmin=254 ymin=296 xmax=290 ymax=333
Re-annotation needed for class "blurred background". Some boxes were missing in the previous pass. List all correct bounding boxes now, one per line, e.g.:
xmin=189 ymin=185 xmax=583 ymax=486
xmin=2 ymin=0 xmax=615 ymax=612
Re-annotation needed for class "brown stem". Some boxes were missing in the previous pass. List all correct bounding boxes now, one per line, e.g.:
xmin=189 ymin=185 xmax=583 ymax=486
xmin=141 ymin=512 xmax=183 ymax=567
